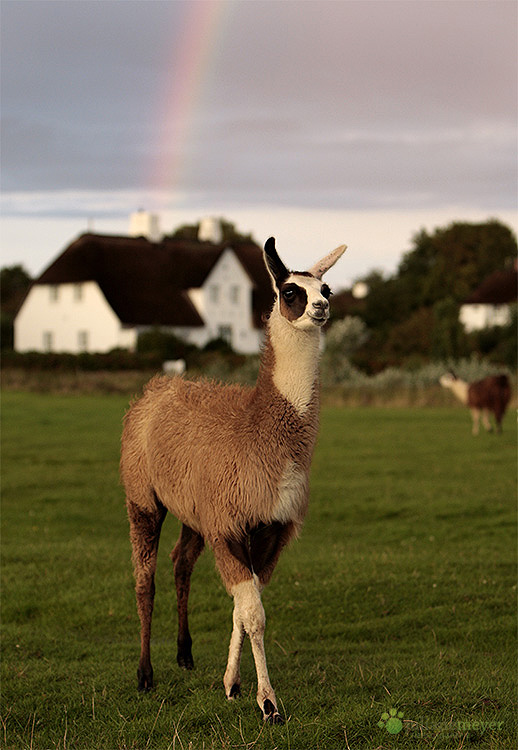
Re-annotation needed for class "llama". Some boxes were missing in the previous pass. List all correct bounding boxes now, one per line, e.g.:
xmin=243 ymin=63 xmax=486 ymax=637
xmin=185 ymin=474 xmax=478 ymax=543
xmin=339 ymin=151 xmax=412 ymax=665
xmin=120 ymin=237 xmax=346 ymax=723
xmin=440 ymin=371 xmax=511 ymax=435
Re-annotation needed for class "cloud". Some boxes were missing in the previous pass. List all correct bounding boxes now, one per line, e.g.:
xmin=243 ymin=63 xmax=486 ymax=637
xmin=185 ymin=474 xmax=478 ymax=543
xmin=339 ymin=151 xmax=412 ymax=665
xmin=1 ymin=0 xmax=516 ymax=208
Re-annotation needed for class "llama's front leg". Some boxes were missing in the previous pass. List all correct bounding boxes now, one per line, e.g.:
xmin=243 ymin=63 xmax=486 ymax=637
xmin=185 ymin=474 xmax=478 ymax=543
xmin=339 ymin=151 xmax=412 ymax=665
xmin=231 ymin=579 xmax=284 ymax=724
xmin=482 ymin=409 xmax=493 ymax=432
xmin=127 ymin=498 xmax=167 ymax=692
xmin=223 ymin=606 xmax=245 ymax=699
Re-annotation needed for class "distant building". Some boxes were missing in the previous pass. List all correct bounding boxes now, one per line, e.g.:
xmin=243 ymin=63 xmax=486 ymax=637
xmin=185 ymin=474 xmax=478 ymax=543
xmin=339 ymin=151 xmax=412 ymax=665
xmin=459 ymin=265 xmax=517 ymax=332
xmin=14 ymin=218 xmax=273 ymax=354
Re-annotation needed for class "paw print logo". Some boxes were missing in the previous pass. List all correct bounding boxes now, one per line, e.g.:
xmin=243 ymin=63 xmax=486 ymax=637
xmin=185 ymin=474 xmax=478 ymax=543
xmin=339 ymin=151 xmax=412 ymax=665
xmin=378 ymin=707 xmax=404 ymax=734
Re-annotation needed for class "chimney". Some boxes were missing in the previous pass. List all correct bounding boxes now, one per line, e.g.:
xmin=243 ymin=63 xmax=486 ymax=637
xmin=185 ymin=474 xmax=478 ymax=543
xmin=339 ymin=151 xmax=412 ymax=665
xmin=198 ymin=217 xmax=223 ymax=244
xmin=129 ymin=210 xmax=162 ymax=242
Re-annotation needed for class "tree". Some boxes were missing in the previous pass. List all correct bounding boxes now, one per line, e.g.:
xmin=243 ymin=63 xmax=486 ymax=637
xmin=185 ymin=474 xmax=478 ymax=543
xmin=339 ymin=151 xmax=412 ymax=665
xmin=352 ymin=220 xmax=516 ymax=368
xmin=398 ymin=220 xmax=516 ymax=308
xmin=1 ymin=265 xmax=32 ymax=350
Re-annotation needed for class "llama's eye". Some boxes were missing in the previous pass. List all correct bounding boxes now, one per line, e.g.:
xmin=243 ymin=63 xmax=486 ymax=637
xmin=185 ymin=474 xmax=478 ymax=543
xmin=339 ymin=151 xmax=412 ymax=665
xmin=282 ymin=288 xmax=296 ymax=303
xmin=321 ymin=284 xmax=332 ymax=299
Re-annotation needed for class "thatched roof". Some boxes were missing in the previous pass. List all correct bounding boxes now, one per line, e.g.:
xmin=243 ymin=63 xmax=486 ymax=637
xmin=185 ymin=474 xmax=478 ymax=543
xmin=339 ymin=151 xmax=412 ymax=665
xmin=463 ymin=267 xmax=517 ymax=306
xmin=35 ymin=233 xmax=273 ymax=328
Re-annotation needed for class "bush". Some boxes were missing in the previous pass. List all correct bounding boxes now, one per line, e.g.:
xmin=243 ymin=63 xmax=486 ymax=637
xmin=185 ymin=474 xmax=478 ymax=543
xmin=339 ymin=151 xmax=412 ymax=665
xmin=137 ymin=329 xmax=197 ymax=361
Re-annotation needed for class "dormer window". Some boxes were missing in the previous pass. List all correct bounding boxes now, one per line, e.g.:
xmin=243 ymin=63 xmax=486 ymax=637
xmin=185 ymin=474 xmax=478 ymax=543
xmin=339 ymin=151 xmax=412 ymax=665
xmin=49 ymin=285 xmax=59 ymax=302
xmin=74 ymin=284 xmax=83 ymax=301
xmin=209 ymin=285 xmax=219 ymax=304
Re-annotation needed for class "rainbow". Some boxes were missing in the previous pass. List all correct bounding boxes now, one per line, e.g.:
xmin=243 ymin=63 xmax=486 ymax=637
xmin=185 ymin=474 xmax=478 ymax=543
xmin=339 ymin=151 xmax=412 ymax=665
xmin=148 ymin=0 xmax=229 ymax=204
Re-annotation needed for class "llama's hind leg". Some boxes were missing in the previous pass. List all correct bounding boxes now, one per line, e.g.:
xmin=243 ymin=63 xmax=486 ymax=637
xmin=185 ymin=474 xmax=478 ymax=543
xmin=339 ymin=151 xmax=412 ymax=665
xmin=170 ymin=524 xmax=204 ymax=669
xmin=127 ymin=496 xmax=167 ymax=692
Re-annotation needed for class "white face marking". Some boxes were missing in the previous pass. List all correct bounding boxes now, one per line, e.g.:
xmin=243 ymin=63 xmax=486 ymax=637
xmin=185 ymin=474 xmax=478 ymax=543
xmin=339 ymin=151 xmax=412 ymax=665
xmin=279 ymin=273 xmax=331 ymax=331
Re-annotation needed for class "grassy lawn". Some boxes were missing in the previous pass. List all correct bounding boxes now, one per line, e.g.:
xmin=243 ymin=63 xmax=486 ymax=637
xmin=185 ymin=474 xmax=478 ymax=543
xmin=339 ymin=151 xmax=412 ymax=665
xmin=1 ymin=391 xmax=515 ymax=749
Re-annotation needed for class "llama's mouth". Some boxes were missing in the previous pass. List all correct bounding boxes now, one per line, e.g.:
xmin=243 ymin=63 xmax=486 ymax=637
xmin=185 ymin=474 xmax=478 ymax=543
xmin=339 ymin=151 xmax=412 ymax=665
xmin=308 ymin=313 xmax=328 ymax=326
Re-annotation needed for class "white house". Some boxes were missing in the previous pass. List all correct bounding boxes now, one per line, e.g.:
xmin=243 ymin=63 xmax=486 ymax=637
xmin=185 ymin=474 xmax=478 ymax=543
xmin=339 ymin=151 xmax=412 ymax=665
xmin=14 ymin=218 xmax=273 ymax=355
xmin=459 ymin=266 xmax=517 ymax=332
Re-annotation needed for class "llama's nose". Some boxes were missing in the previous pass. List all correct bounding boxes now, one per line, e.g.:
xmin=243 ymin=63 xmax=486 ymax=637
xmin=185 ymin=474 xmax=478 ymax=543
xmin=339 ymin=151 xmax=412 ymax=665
xmin=313 ymin=299 xmax=329 ymax=312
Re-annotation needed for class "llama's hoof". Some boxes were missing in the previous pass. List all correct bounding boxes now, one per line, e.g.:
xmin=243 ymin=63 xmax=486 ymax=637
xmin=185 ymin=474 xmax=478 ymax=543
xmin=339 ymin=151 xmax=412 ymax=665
xmin=177 ymin=651 xmax=194 ymax=670
xmin=262 ymin=699 xmax=284 ymax=724
xmin=137 ymin=667 xmax=154 ymax=692
xmin=228 ymin=683 xmax=241 ymax=699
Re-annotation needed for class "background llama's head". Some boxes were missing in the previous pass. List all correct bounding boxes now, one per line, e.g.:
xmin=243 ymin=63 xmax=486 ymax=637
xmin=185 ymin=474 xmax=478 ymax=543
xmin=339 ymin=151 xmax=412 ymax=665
xmin=439 ymin=370 xmax=458 ymax=388
xmin=263 ymin=237 xmax=346 ymax=331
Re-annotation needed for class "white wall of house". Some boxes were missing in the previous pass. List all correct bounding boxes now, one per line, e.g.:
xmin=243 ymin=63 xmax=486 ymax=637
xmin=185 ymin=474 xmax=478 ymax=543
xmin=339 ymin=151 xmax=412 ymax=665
xmin=186 ymin=248 xmax=262 ymax=353
xmin=459 ymin=303 xmax=512 ymax=332
xmin=14 ymin=281 xmax=137 ymax=353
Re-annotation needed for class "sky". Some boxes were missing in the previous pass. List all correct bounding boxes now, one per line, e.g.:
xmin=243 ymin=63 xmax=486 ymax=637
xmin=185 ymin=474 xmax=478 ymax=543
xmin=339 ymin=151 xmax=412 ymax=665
xmin=1 ymin=0 xmax=517 ymax=290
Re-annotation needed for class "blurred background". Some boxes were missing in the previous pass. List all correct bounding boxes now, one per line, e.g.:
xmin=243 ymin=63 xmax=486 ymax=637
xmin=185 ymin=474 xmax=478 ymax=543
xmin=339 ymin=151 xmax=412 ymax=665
xmin=1 ymin=0 xmax=516 ymax=398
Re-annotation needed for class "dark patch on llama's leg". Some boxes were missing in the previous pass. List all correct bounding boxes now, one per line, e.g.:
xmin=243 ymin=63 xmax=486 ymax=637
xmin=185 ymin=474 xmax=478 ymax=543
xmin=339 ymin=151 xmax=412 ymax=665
xmin=127 ymin=495 xmax=167 ymax=692
xmin=226 ymin=521 xmax=295 ymax=584
xmin=170 ymin=524 xmax=204 ymax=670
xmin=263 ymin=698 xmax=284 ymax=724
xmin=226 ymin=531 xmax=253 ymax=573
xmin=229 ymin=682 xmax=241 ymax=698
xmin=250 ymin=521 xmax=295 ymax=585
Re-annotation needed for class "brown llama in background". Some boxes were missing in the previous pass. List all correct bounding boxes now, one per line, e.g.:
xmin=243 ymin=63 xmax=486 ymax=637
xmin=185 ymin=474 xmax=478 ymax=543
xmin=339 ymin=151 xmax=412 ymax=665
xmin=440 ymin=371 xmax=511 ymax=435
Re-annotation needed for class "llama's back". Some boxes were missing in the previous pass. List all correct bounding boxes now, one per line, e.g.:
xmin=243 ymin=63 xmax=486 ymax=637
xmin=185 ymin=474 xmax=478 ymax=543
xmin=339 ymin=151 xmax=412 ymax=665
xmin=121 ymin=375 xmax=299 ymax=541
xmin=468 ymin=374 xmax=511 ymax=414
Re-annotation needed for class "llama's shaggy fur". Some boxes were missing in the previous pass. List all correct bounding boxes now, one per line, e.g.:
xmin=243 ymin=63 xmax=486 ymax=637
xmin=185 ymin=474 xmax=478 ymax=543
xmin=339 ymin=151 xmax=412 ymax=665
xmin=120 ymin=237 xmax=346 ymax=723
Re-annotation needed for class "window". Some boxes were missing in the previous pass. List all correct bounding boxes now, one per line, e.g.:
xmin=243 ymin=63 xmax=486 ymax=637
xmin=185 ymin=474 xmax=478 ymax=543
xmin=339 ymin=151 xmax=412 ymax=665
xmin=77 ymin=331 xmax=89 ymax=351
xmin=43 ymin=332 xmax=53 ymax=351
xmin=229 ymin=285 xmax=240 ymax=304
xmin=209 ymin=285 xmax=219 ymax=303
xmin=73 ymin=284 xmax=83 ymax=301
xmin=49 ymin=285 xmax=59 ymax=302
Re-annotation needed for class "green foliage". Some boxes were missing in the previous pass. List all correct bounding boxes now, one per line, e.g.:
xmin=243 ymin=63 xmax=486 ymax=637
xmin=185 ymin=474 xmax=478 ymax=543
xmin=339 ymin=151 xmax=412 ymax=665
xmin=354 ymin=220 xmax=517 ymax=369
xmin=467 ymin=306 xmax=517 ymax=369
xmin=432 ymin=297 xmax=466 ymax=360
xmin=0 ymin=265 xmax=32 ymax=309
xmin=322 ymin=317 xmax=369 ymax=384
xmin=1 ymin=394 xmax=515 ymax=749
xmin=0 ymin=264 xmax=32 ymax=350
xmin=137 ymin=328 xmax=197 ymax=361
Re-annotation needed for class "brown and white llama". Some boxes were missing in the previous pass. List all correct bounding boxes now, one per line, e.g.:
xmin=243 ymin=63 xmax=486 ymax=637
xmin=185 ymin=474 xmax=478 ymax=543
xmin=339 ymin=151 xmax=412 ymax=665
xmin=120 ymin=237 xmax=346 ymax=723
xmin=440 ymin=371 xmax=511 ymax=435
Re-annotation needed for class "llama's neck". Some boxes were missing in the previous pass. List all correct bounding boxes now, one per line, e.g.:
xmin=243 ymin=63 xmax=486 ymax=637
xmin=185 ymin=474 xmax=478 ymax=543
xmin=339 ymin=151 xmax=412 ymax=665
xmin=448 ymin=378 xmax=469 ymax=405
xmin=257 ymin=309 xmax=321 ymax=416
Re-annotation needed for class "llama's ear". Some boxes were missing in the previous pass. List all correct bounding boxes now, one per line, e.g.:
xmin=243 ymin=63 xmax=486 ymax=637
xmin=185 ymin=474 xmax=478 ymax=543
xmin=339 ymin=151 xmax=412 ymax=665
xmin=308 ymin=244 xmax=347 ymax=280
xmin=264 ymin=237 xmax=290 ymax=288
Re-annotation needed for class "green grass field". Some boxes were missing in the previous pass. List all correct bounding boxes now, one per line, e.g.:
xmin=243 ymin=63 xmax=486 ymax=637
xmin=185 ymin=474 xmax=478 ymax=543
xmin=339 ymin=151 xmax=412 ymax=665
xmin=1 ymin=392 xmax=516 ymax=749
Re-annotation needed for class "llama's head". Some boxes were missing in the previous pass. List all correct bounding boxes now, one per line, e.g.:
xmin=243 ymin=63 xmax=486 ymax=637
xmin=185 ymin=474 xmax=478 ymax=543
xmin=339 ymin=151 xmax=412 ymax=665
xmin=439 ymin=370 xmax=458 ymax=388
xmin=263 ymin=237 xmax=346 ymax=331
